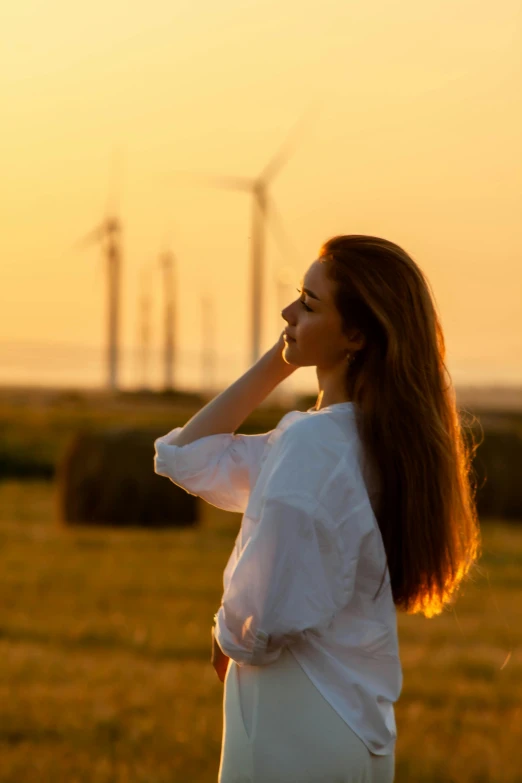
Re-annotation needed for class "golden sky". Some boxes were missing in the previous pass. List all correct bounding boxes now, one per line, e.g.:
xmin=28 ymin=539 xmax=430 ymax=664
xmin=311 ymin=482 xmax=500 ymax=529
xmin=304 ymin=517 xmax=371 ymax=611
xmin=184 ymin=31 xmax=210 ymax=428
xmin=1 ymin=0 xmax=521 ymax=391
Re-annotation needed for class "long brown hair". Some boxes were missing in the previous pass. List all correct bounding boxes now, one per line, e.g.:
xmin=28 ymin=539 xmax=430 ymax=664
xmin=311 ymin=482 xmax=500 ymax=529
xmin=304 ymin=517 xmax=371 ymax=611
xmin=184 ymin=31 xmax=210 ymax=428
xmin=319 ymin=235 xmax=481 ymax=618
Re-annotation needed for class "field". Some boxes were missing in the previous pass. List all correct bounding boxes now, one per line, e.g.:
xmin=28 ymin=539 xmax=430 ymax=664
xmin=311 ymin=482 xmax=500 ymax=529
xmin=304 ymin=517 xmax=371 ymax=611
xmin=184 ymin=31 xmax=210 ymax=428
xmin=0 ymin=480 xmax=521 ymax=783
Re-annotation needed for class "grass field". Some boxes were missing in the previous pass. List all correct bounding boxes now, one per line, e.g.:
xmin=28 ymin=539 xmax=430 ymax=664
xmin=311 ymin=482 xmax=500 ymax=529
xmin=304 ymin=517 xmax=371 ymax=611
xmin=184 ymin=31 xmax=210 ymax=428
xmin=0 ymin=480 xmax=521 ymax=783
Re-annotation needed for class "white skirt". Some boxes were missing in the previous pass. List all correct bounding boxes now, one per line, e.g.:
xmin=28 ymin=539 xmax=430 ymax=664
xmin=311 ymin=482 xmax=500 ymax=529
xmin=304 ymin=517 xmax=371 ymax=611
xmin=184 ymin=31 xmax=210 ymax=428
xmin=218 ymin=646 xmax=395 ymax=783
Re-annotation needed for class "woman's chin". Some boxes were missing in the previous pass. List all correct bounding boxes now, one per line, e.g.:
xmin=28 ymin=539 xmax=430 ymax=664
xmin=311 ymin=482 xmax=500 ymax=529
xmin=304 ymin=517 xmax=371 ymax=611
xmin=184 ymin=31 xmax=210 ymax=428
xmin=283 ymin=343 xmax=301 ymax=365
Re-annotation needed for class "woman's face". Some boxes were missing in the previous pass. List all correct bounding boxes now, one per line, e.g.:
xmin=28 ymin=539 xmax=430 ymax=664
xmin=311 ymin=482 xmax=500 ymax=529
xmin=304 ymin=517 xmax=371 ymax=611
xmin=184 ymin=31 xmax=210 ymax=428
xmin=281 ymin=259 xmax=359 ymax=369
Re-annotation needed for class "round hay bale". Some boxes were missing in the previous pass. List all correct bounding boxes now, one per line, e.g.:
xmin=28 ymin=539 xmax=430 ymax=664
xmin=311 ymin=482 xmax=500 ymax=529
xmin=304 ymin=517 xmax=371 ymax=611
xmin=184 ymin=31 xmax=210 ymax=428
xmin=55 ymin=427 xmax=199 ymax=528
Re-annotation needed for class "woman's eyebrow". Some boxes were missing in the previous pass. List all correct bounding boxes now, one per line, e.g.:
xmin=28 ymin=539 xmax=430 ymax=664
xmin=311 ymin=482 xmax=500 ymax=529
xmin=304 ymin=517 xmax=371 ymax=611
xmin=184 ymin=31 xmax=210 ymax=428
xmin=299 ymin=281 xmax=321 ymax=301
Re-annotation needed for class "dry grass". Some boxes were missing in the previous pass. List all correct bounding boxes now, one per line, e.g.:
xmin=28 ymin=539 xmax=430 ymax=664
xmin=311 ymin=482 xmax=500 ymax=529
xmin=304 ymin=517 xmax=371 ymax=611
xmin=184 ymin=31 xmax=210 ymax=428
xmin=0 ymin=480 xmax=521 ymax=782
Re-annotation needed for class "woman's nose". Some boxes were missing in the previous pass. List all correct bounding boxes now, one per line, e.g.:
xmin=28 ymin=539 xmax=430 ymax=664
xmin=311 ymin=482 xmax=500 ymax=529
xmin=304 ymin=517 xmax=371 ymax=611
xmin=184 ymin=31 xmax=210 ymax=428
xmin=281 ymin=300 xmax=296 ymax=321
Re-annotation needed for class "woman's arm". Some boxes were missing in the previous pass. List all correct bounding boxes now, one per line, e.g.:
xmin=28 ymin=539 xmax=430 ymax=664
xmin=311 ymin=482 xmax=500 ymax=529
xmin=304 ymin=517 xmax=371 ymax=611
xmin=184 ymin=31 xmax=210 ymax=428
xmin=174 ymin=331 xmax=297 ymax=447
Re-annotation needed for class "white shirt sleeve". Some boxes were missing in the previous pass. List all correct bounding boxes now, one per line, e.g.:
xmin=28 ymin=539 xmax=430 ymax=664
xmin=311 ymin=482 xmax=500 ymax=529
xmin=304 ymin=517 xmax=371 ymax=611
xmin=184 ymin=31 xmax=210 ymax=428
xmin=153 ymin=426 xmax=274 ymax=513
xmin=214 ymin=426 xmax=358 ymax=666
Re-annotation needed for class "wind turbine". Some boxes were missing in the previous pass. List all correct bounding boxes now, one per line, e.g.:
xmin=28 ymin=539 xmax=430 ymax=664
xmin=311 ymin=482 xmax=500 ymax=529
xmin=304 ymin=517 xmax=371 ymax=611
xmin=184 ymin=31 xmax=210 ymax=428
xmin=74 ymin=148 xmax=124 ymax=392
xmin=137 ymin=261 xmax=155 ymax=391
xmin=201 ymin=290 xmax=216 ymax=397
xmin=159 ymin=248 xmax=176 ymax=391
xmin=163 ymin=103 xmax=319 ymax=366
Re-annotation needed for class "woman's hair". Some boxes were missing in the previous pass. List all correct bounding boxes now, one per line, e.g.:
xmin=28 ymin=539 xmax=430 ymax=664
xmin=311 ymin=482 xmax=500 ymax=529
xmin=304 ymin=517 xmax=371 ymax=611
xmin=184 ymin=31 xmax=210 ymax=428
xmin=319 ymin=235 xmax=481 ymax=618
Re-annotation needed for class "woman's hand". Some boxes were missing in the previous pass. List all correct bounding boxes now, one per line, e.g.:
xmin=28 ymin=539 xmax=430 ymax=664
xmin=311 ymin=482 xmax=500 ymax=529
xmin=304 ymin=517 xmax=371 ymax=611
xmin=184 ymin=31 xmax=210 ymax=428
xmin=275 ymin=328 xmax=287 ymax=355
xmin=269 ymin=329 xmax=299 ymax=373
xmin=211 ymin=625 xmax=230 ymax=683
xmin=172 ymin=329 xmax=298 ymax=448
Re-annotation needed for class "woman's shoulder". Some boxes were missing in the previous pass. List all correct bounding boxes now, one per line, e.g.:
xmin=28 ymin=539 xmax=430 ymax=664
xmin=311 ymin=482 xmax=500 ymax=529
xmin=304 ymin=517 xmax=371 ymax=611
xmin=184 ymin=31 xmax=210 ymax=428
xmin=263 ymin=410 xmax=359 ymax=474
xmin=277 ymin=407 xmax=358 ymax=446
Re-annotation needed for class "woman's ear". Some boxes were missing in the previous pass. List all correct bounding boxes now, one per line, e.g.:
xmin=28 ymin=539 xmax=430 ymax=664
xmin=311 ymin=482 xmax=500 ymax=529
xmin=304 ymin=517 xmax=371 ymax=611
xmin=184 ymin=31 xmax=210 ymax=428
xmin=349 ymin=329 xmax=366 ymax=351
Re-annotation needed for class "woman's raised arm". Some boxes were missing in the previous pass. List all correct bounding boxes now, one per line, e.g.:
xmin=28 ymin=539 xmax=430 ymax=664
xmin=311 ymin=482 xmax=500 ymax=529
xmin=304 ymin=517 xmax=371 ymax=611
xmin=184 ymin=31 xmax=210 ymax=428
xmin=174 ymin=331 xmax=297 ymax=447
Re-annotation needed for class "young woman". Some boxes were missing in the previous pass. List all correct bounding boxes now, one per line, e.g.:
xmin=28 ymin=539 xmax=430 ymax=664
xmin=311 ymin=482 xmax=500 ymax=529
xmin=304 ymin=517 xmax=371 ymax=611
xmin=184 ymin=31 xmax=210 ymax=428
xmin=154 ymin=235 xmax=481 ymax=783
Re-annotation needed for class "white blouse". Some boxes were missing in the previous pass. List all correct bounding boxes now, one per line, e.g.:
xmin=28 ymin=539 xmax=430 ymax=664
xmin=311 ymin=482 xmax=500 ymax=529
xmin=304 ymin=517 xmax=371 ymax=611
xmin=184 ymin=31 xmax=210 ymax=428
xmin=153 ymin=402 xmax=402 ymax=756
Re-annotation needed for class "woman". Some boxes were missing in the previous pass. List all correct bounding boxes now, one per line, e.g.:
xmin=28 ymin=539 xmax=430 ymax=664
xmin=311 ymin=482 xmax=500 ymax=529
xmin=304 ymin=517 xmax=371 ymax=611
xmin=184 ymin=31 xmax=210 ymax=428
xmin=154 ymin=235 xmax=481 ymax=783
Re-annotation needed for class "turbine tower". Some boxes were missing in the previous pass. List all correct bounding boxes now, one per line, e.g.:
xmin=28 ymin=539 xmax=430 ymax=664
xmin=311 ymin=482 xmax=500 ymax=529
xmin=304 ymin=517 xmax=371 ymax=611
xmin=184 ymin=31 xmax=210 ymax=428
xmin=137 ymin=262 xmax=155 ymax=390
xmin=163 ymin=103 xmax=319 ymax=366
xmin=75 ymin=216 xmax=122 ymax=391
xmin=201 ymin=291 xmax=216 ymax=397
xmin=159 ymin=248 xmax=176 ymax=391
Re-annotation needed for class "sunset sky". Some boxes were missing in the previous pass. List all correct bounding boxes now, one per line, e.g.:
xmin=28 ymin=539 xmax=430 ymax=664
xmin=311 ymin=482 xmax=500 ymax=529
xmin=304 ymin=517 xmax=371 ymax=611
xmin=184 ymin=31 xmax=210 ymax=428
xmin=2 ymin=0 xmax=521 ymax=393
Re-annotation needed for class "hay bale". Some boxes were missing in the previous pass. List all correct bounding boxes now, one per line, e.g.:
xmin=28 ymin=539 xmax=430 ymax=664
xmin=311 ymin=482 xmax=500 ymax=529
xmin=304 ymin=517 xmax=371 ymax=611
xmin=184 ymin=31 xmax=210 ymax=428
xmin=471 ymin=422 xmax=522 ymax=521
xmin=55 ymin=427 xmax=199 ymax=528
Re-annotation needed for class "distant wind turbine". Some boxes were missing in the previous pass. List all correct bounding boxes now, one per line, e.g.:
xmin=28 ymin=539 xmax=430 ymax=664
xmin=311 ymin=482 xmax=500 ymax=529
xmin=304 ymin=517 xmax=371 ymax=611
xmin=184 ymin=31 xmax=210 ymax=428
xmin=162 ymin=103 xmax=320 ymax=365
xmin=73 ymin=147 xmax=124 ymax=392
xmin=159 ymin=248 xmax=176 ymax=391
xmin=137 ymin=261 xmax=155 ymax=390
xmin=201 ymin=291 xmax=216 ymax=398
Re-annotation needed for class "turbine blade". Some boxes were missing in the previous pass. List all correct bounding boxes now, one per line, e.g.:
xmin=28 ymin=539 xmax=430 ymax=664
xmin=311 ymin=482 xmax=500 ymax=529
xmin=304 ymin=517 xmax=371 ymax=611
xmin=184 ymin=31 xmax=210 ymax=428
xmin=162 ymin=169 xmax=253 ymax=192
xmin=259 ymin=98 xmax=322 ymax=185
xmin=72 ymin=224 xmax=106 ymax=251
xmin=265 ymin=195 xmax=302 ymax=269
xmin=107 ymin=144 xmax=124 ymax=217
